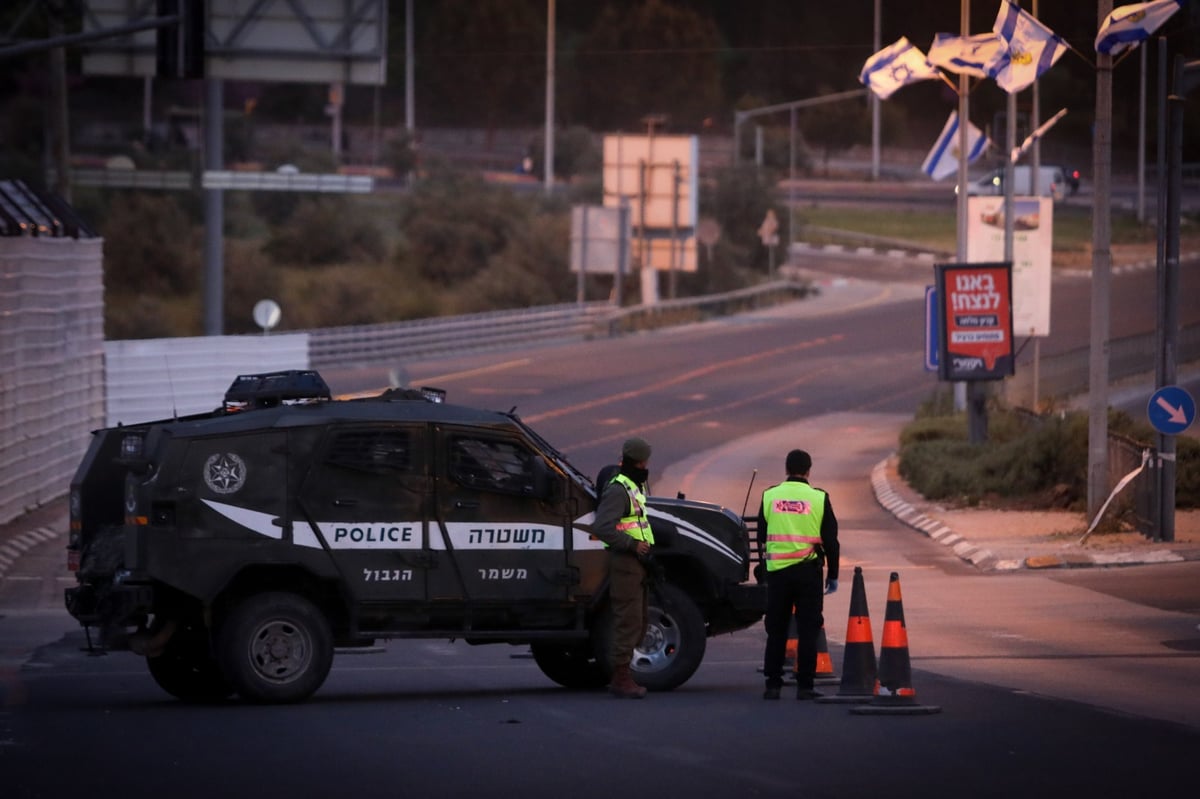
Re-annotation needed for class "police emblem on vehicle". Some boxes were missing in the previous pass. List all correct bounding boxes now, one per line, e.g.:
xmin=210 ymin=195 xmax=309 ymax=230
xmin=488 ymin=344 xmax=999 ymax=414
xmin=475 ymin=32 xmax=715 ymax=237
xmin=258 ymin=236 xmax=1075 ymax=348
xmin=204 ymin=453 xmax=246 ymax=494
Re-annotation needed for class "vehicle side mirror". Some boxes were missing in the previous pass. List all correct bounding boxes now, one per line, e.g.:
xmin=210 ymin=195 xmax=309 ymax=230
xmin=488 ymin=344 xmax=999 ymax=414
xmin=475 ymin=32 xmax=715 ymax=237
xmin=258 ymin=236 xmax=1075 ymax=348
xmin=531 ymin=458 xmax=560 ymax=503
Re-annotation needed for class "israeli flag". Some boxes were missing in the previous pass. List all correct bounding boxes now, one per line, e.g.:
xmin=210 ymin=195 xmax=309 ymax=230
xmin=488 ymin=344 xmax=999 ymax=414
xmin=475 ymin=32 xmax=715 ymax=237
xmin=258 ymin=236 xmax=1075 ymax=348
xmin=921 ymin=112 xmax=989 ymax=182
xmin=992 ymin=0 xmax=1068 ymax=94
xmin=859 ymin=37 xmax=942 ymax=100
xmin=1096 ymin=0 xmax=1183 ymax=56
xmin=927 ymin=32 xmax=1006 ymax=79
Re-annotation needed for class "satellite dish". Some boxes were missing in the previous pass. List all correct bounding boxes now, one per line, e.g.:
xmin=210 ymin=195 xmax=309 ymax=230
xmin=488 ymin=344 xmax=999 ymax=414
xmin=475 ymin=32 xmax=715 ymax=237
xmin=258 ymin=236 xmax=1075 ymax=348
xmin=253 ymin=299 xmax=282 ymax=334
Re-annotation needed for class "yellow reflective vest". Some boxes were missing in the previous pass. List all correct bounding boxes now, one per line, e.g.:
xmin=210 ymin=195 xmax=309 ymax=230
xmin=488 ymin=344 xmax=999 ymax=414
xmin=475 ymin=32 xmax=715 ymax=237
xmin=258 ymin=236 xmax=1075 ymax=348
xmin=762 ymin=481 xmax=825 ymax=571
xmin=607 ymin=473 xmax=655 ymax=546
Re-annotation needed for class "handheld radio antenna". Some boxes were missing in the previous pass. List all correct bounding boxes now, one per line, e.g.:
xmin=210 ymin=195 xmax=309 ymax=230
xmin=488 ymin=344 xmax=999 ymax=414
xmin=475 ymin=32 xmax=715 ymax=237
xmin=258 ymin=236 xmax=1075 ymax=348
xmin=740 ymin=468 xmax=758 ymax=518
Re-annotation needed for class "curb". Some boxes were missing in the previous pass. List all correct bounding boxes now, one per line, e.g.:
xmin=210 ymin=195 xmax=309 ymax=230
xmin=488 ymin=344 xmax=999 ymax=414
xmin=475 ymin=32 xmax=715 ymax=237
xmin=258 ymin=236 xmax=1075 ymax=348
xmin=790 ymin=240 xmax=940 ymax=263
xmin=869 ymin=457 xmax=1192 ymax=572
xmin=870 ymin=459 xmax=1017 ymax=572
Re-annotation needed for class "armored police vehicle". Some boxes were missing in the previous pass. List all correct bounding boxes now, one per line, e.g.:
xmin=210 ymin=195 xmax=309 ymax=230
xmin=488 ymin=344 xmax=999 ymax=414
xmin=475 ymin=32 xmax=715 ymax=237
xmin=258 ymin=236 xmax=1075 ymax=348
xmin=65 ymin=370 xmax=765 ymax=703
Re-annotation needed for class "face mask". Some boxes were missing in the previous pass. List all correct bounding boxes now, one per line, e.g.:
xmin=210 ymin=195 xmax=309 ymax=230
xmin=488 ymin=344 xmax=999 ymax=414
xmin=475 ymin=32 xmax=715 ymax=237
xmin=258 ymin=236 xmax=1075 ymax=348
xmin=623 ymin=465 xmax=649 ymax=486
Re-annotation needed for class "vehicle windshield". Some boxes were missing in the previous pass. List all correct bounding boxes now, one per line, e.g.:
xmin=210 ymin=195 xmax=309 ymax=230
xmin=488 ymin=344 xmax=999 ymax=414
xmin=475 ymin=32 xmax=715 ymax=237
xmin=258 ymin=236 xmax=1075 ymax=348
xmin=506 ymin=412 xmax=598 ymax=498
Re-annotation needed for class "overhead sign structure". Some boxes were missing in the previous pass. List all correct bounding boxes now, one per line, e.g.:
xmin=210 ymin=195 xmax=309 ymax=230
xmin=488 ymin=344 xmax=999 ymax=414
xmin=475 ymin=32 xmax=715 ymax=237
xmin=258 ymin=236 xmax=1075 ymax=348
xmin=81 ymin=0 xmax=388 ymax=85
xmin=935 ymin=262 xmax=1015 ymax=382
xmin=966 ymin=195 xmax=1052 ymax=337
xmin=1147 ymin=385 xmax=1196 ymax=436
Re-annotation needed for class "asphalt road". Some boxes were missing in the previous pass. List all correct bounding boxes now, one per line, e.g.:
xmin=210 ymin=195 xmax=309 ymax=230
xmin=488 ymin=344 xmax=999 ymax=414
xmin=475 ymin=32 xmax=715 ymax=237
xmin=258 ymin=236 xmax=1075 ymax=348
xmin=2 ymin=249 xmax=1198 ymax=798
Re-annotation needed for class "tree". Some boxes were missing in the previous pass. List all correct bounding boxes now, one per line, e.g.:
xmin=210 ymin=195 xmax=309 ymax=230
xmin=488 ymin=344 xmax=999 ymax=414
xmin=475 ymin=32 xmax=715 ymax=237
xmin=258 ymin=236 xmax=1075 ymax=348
xmin=567 ymin=0 xmax=723 ymax=130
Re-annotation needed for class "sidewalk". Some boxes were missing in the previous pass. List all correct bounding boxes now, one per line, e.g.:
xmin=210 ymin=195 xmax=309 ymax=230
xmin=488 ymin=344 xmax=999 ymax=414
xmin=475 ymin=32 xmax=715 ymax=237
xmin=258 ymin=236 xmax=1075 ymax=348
xmin=872 ymin=454 xmax=1200 ymax=571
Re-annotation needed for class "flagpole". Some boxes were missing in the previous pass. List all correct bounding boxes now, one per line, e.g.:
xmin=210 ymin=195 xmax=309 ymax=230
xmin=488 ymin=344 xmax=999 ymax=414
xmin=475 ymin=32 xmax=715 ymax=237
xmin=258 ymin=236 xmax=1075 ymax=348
xmin=956 ymin=0 xmax=975 ymax=427
xmin=1031 ymin=0 xmax=1041 ymax=410
xmin=870 ymin=0 xmax=880 ymax=181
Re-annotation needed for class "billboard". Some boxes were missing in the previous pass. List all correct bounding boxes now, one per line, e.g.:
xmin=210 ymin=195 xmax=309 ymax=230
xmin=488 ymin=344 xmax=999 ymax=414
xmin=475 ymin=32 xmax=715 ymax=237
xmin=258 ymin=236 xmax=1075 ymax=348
xmin=966 ymin=196 xmax=1053 ymax=336
xmin=935 ymin=262 xmax=1015 ymax=382
xmin=602 ymin=134 xmax=698 ymax=230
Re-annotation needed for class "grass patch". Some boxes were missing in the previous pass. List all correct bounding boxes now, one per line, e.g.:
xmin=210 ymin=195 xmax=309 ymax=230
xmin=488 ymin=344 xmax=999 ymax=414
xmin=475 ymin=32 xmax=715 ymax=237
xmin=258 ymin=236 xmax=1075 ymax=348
xmin=793 ymin=204 xmax=1199 ymax=264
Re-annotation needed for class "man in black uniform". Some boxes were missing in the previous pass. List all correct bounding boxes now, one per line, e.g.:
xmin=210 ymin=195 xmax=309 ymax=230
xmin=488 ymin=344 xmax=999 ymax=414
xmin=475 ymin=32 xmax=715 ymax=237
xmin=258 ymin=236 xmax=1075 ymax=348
xmin=758 ymin=449 xmax=839 ymax=700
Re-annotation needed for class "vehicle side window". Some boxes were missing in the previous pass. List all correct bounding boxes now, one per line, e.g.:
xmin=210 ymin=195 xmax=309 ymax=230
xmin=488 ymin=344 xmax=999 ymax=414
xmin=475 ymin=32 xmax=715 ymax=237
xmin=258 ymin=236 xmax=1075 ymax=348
xmin=325 ymin=429 xmax=413 ymax=475
xmin=448 ymin=436 xmax=536 ymax=496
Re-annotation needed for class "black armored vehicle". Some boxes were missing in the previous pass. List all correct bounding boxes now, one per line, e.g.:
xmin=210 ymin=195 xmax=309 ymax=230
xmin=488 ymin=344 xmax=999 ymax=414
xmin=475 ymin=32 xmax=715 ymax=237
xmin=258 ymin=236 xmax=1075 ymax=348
xmin=66 ymin=370 xmax=765 ymax=703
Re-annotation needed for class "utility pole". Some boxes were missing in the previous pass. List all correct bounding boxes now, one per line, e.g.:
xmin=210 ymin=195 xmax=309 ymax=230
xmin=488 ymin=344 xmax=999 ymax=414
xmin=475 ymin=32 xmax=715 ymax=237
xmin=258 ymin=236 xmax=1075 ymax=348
xmin=1087 ymin=0 xmax=1114 ymax=521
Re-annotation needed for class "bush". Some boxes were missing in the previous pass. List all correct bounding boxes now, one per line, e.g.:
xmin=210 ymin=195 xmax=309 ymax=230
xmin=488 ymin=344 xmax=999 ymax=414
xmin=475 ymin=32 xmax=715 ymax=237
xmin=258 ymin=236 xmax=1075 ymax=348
xmin=100 ymin=192 xmax=200 ymax=295
xmin=898 ymin=401 xmax=1199 ymax=510
xmin=262 ymin=196 xmax=386 ymax=266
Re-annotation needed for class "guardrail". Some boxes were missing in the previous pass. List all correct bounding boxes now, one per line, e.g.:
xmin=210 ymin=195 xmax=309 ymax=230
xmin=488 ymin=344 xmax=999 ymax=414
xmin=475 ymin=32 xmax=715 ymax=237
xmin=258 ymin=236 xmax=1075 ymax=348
xmin=307 ymin=282 xmax=815 ymax=370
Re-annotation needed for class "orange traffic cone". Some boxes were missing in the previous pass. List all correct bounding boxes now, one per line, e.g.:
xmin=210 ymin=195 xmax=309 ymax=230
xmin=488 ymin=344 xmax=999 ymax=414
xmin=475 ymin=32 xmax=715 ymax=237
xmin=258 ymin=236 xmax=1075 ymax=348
xmin=813 ymin=623 xmax=839 ymax=684
xmin=817 ymin=565 xmax=875 ymax=704
xmin=851 ymin=571 xmax=941 ymax=715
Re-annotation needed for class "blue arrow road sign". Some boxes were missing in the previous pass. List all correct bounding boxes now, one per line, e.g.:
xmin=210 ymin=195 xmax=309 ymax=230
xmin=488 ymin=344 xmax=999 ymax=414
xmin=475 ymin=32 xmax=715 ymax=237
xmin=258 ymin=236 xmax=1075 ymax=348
xmin=1147 ymin=385 xmax=1196 ymax=435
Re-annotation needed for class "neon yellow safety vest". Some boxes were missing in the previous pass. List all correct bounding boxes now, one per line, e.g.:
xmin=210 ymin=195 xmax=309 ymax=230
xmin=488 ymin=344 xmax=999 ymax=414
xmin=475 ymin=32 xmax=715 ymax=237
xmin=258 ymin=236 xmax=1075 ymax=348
xmin=762 ymin=481 xmax=825 ymax=571
xmin=607 ymin=473 xmax=655 ymax=546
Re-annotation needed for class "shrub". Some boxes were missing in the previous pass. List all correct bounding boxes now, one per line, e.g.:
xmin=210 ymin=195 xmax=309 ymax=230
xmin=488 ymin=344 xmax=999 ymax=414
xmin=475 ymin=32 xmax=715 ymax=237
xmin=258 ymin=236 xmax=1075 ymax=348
xmin=898 ymin=399 xmax=1199 ymax=510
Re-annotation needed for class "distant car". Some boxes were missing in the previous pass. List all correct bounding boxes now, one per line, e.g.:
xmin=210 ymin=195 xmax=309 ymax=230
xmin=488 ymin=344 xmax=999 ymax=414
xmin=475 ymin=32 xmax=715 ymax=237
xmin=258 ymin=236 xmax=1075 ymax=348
xmin=962 ymin=165 xmax=1067 ymax=202
xmin=1058 ymin=166 xmax=1081 ymax=194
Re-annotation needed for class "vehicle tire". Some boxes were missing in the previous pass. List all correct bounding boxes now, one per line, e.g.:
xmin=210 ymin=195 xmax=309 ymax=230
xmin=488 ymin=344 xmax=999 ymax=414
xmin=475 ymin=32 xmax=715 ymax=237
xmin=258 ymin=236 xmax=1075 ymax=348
xmin=530 ymin=641 xmax=607 ymax=690
xmin=217 ymin=592 xmax=333 ymax=704
xmin=146 ymin=621 xmax=233 ymax=703
xmin=595 ymin=582 xmax=707 ymax=692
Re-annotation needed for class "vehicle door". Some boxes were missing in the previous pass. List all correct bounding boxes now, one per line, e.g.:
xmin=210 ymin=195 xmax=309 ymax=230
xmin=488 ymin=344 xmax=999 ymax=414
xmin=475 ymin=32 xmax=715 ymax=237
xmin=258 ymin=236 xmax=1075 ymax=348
xmin=298 ymin=423 xmax=429 ymax=602
xmin=431 ymin=426 xmax=571 ymax=602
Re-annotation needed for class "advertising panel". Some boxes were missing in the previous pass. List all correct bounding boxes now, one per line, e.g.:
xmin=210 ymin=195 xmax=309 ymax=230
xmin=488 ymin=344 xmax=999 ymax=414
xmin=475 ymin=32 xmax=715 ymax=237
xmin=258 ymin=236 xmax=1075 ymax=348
xmin=966 ymin=196 xmax=1053 ymax=336
xmin=936 ymin=262 xmax=1015 ymax=382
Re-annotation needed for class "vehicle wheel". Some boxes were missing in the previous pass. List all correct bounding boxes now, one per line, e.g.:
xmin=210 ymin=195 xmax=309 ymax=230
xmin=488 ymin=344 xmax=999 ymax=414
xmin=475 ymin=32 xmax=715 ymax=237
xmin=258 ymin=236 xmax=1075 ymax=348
xmin=595 ymin=582 xmax=707 ymax=692
xmin=146 ymin=621 xmax=233 ymax=703
xmin=217 ymin=592 xmax=333 ymax=704
xmin=530 ymin=642 xmax=607 ymax=690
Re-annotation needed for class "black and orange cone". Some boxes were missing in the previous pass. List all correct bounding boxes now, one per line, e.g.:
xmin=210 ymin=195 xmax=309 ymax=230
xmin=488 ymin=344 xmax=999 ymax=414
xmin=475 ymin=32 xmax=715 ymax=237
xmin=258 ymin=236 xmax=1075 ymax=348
xmin=851 ymin=571 xmax=941 ymax=715
xmin=817 ymin=565 xmax=875 ymax=704
xmin=783 ymin=610 xmax=799 ymax=678
xmin=813 ymin=623 xmax=839 ymax=684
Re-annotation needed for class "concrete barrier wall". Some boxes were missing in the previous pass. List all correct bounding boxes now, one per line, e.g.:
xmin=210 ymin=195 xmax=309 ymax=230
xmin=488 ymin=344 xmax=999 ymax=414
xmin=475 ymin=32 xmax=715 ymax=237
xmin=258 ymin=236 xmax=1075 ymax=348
xmin=0 ymin=237 xmax=105 ymax=525
xmin=104 ymin=334 xmax=309 ymax=427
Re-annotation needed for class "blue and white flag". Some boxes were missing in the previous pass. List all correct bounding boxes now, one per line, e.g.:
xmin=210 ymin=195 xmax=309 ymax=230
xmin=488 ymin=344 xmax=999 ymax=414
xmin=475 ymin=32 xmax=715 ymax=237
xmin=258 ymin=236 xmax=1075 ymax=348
xmin=992 ymin=0 xmax=1068 ymax=94
xmin=927 ymin=32 xmax=1006 ymax=79
xmin=1096 ymin=0 xmax=1183 ymax=56
xmin=859 ymin=37 xmax=942 ymax=100
xmin=921 ymin=111 xmax=990 ymax=182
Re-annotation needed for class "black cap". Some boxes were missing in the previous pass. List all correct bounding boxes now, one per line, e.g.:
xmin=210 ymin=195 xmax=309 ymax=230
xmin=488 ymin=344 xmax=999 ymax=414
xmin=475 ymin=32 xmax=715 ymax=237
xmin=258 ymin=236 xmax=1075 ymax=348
xmin=786 ymin=449 xmax=812 ymax=475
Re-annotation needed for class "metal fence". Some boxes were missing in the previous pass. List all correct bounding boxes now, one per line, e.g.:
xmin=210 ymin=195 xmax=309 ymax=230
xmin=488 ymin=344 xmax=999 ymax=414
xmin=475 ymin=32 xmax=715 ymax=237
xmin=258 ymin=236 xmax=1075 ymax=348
xmin=307 ymin=283 xmax=813 ymax=370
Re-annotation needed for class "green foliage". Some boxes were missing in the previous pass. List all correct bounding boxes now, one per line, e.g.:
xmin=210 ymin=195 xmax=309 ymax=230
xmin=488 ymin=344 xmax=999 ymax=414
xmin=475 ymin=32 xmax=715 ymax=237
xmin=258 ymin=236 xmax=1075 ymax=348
xmin=701 ymin=164 xmax=780 ymax=278
xmin=383 ymin=130 xmax=418 ymax=178
xmin=100 ymin=192 xmax=200 ymax=298
xmin=453 ymin=211 xmax=574 ymax=313
xmin=395 ymin=167 xmax=533 ymax=286
xmin=899 ymin=401 xmax=1199 ymax=510
xmin=527 ymin=126 xmax=601 ymax=181
xmin=222 ymin=242 xmax=285 ymax=335
xmin=566 ymin=0 xmax=723 ymax=130
xmin=262 ymin=196 xmax=386 ymax=266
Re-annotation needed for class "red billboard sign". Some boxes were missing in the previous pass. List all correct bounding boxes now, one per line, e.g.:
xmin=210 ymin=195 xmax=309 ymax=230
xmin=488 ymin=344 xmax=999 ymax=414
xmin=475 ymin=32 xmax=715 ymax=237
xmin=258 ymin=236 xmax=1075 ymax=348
xmin=935 ymin=262 xmax=1015 ymax=382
